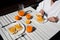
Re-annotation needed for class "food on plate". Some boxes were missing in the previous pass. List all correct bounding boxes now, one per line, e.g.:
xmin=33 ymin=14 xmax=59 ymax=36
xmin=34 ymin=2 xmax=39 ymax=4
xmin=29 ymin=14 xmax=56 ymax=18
xmin=18 ymin=10 xmax=25 ymax=16
xmin=9 ymin=27 xmax=16 ymax=34
xmin=25 ymin=19 xmax=31 ymax=24
xmin=8 ymin=23 xmax=23 ymax=34
xmin=15 ymin=24 xmax=23 ymax=31
xmin=26 ymin=25 xmax=33 ymax=33
xmin=15 ymin=15 xmax=21 ymax=20
xmin=26 ymin=13 xmax=32 ymax=19
xmin=36 ymin=14 xmax=44 ymax=22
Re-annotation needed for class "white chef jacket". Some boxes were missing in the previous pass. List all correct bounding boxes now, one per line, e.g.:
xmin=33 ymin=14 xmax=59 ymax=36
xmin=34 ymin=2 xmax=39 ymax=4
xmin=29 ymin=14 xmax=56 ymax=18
xmin=36 ymin=0 xmax=60 ymax=18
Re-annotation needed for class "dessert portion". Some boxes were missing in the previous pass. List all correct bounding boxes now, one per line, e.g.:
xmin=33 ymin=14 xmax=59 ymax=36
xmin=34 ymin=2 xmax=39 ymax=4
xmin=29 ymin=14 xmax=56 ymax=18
xmin=25 ymin=19 xmax=31 ymax=24
xmin=14 ymin=15 xmax=21 ymax=20
xmin=15 ymin=24 xmax=23 ymax=31
xmin=14 ymin=10 xmax=25 ymax=20
xmin=26 ymin=13 xmax=32 ymax=19
xmin=8 ymin=24 xmax=23 ymax=34
xmin=26 ymin=25 xmax=33 ymax=33
xmin=36 ymin=14 xmax=44 ymax=22
xmin=9 ymin=27 xmax=16 ymax=34
xmin=18 ymin=10 xmax=25 ymax=16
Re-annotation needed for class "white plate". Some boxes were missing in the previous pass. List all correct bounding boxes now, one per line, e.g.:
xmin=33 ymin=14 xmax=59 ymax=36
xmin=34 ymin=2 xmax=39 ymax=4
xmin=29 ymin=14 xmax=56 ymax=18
xmin=33 ymin=13 xmax=48 ymax=24
xmin=5 ymin=22 xmax=25 ymax=39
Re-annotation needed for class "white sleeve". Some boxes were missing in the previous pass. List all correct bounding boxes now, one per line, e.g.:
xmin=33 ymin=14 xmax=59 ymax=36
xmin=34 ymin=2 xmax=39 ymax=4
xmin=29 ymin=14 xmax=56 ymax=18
xmin=48 ymin=10 xmax=60 ymax=19
xmin=36 ymin=1 xmax=44 ymax=12
xmin=57 ymin=12 xmax=60 ymax=19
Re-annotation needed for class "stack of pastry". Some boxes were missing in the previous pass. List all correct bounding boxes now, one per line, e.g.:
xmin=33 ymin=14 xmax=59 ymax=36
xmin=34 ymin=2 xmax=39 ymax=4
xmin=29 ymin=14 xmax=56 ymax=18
xmin=36 ymin=14 xmax=44 ymax=23
xmin=26 ymin=13 xmax=32 ymax=19
xmin=25 ymin=19 xmax=31 ymax=24
xmin=26 ymin=25 xmax=33 ymax=33
xmin=25 ymin=13 xmax=32 ymax=24
xmin=9 ymin=27 xmax=16 ymax=34
xmin=8 ymin=24 xmax=23 ymax=34
xmin=14 ymin=10 xmax=25 ymax=20
xmin=18 ymin=10 xmax=25 ymax=16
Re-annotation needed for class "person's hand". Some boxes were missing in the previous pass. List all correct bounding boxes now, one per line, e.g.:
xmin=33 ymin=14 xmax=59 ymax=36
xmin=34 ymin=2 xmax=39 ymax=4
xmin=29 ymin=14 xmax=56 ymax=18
xmin=39 ymin=9 xmax=45 ymax=16
xmin=48 ymin=17 xmax=59 ymax=22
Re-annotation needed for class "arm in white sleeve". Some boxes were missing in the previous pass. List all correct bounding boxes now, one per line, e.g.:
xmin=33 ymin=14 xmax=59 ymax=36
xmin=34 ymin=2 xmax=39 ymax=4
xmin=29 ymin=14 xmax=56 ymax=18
xmin=36 ymin=1 xmax=44 ymax=12
xmin=57 ymin=12 xmax=60 ymax=19
xmin=48 ymin=7 xmax=60 ymax=18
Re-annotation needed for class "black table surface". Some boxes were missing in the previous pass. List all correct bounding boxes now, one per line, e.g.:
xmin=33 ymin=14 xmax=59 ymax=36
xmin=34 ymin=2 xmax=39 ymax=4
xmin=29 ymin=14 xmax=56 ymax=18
xmin=50 ymin=31 xmax=60 ymax=40
xmin=0 ymin=4 xmax=18 ymax=16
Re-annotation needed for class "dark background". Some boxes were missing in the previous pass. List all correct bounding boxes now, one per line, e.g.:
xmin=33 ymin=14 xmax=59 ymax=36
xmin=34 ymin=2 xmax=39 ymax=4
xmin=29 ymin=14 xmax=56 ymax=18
xmin=0 ymin=0 xmax=40 ymax=16
xmin=0 ymin=0 xmax=28 ymax=8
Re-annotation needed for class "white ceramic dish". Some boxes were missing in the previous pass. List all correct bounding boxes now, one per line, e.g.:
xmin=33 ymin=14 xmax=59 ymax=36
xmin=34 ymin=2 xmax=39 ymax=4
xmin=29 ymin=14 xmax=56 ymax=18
xmin=33 ymin=13 xmax=48 ymax=24
xmin=5 ymin=22 xmax=25 ymax=39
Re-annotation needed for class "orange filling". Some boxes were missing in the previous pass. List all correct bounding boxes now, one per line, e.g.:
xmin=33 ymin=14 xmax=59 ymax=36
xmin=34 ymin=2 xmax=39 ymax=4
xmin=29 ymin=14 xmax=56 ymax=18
xmin=18 ymin=10 xmax=25 ymax=16
xmin=26 ymin=13 xmax=32 ymax=19
xmin=26 ymin=25 xmax=33 ymax=33
xmin=15 ymin=15 xmax=21 ymax=20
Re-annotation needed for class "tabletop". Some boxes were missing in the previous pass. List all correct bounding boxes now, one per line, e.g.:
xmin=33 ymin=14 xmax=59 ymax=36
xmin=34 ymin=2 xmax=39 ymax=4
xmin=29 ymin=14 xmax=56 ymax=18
xmin=0 ymin=6 xmax=60 ymax=40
